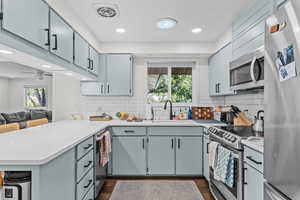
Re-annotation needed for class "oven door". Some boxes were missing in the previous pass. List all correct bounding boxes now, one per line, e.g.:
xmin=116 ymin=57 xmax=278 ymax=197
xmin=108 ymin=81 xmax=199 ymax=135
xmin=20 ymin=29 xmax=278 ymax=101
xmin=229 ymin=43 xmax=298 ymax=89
xmin=209 ymin=139 xmax=243 ymax=200
xmin=230 ymin=49 xmax=264 ymax=91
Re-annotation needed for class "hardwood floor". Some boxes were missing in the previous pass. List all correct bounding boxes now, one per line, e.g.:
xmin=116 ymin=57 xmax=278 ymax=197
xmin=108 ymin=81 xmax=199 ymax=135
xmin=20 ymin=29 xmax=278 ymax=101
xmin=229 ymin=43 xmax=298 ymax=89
xmin=96 ymin=177 xmax=214 ymax=200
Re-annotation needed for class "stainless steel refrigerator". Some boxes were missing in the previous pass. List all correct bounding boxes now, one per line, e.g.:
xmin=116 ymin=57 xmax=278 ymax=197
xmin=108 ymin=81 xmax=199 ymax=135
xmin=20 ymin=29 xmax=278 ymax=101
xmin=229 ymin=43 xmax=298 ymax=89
xmin=265 ymin=0 xmax=300 ymax=199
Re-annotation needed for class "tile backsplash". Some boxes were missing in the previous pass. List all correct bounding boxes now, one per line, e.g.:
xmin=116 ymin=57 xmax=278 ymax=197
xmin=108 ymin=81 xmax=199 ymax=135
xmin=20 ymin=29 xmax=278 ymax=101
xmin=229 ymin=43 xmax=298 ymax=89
xmin=80 ymin=91 xmax=264 ymax=122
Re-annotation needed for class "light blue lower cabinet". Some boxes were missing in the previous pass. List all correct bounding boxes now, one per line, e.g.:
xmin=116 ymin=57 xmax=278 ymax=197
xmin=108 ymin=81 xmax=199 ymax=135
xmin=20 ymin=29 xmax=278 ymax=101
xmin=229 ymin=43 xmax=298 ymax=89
xmin=203 ymin=136 xmax=210 ymax=180
xmin=148 ymin=136 xmax=175 ymax=175
xmin=244 ymin=163 xmax=264 ymax=200
xmin=112 ymin=136 xmax=146 ymax=175
xmin=176 ymin=137 xmax=203 ymax=175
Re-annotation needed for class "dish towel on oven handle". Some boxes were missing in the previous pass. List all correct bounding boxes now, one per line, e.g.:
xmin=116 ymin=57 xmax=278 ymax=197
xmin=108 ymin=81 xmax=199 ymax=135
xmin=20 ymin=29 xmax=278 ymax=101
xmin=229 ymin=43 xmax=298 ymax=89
xmin=99 ymin=130 xmax=112 ymax=167
xmin=214 ymin=145 xmax=235 ymax=188
xmin=209 ymin=141 xmax=219 ymax=169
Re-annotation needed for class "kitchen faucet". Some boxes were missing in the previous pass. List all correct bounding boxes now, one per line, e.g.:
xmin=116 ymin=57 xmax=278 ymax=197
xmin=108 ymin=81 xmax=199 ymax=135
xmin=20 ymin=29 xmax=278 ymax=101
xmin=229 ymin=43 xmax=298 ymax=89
xmin=164 ymin=100 xmax=173 ymax=120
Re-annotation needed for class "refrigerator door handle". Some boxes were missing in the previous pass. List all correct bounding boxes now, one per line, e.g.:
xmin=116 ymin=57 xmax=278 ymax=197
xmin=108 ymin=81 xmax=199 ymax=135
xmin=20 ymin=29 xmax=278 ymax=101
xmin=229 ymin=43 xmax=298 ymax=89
xmin=250 ymin=56 xmax=257 ymax=82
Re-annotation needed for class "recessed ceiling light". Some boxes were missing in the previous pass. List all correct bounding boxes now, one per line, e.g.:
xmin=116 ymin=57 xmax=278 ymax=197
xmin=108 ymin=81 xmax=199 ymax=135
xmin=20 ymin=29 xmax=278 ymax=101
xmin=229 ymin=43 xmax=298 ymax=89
xmin=0 ymin=50 xmax=13 ymax=55
xmin=157 ymin=18 xmax=178 ymax=30
xmin=65 ymin=72 xmax=73 ymax=76
xmin=192 ymin=28 xmax=202 ymax=34
xmin=116 ymin=28 xmax=126 ymax=33
xmin=42 ymin=65 xmax=52 ymax=69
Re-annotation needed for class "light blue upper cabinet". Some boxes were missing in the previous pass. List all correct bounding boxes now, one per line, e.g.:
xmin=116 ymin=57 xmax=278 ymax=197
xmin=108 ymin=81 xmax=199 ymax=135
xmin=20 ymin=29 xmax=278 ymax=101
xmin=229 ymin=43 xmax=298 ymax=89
xmin=50 ymin=10 xmax=74 ymax=63
xmin=208 ymin=43 xmax=234 ymax=96
xmin=112 ymin=136 xmax=146 ymax=175
xmin=232 ymin=0 xmax=273 ymax=60
xmin=74 ymin=32 xmax=89 ymax=70
xmin=99 ymin=54 xmax=107 ymax=83
xmin=106 ymin=54 xmax=133 ymax=96
xmin=89 ymin=47 xmax=99 ymax=76
xmin=2 ymin=0 xmax=49 ymax=49
xmin=148 ymin=136 xmax=175 ymax=175
xmin=176 ymin=137 xmax=203 ymax=175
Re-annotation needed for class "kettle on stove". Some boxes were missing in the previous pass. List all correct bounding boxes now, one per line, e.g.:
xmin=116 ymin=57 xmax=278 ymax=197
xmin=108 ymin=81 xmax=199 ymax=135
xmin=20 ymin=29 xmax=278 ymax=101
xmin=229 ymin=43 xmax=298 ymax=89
xmin=253 ymin=110 xmax=264 ymax=134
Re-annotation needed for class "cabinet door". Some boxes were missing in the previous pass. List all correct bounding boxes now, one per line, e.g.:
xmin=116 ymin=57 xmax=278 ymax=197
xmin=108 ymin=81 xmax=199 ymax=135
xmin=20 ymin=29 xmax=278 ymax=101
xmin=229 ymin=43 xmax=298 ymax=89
xmin=2 ymin=0 xmax=49 ymax=49
xmin=176 ymin=137 xmax=203 ymax=175
xmin=209 ymin=43 xmax=234 ymax=96
xmin=244 ymin=163 xmax=264 ymax=200
xmin=112 ymin=137 xmax=146 ymax=175
xmin=148 ymin=137 xmax=175 ymax=175
xmin=50 ymin=10 xmax=73 ymax=63
xmin=81 ymin=82 xmax=104 ymax=96
xmin=89 ymin=47 xmax=99 ymax=76
xmin=106 ymin=54 xmax=133 ymax=96
xmin=203 ymin=136 xmax=210 ymax=180
xmin=99 ymin=54 xmax=107 ymax=84
xmin=219 ymin=43 xmax=234 ymax=95
xmin=208 ymin=54 xmax=218 ymax=96
xmin=74 ymin=32 xmax=89 ymax=69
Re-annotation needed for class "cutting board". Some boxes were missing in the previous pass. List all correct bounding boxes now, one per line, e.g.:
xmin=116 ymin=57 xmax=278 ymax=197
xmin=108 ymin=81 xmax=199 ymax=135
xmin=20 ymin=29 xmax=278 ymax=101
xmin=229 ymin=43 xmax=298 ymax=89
xmin=192 ymin=107 xmax=214 ymax=120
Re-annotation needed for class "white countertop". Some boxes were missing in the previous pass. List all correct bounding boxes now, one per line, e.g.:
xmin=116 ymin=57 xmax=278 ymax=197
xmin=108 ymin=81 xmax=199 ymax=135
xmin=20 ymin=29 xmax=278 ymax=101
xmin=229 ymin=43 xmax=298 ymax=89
xmin=0 ymin=120 xmax=226 ymax=166
xmin=242 ymin=138 xmax=264 ymax=153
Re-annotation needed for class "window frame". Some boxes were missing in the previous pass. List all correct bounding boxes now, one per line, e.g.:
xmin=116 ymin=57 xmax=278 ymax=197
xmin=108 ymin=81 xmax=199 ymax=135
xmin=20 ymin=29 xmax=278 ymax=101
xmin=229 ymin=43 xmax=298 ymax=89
xmin=24 ymin=85 xmax=48 ymax=110
xmin=147 ymin=64 xmax=194 ymax=105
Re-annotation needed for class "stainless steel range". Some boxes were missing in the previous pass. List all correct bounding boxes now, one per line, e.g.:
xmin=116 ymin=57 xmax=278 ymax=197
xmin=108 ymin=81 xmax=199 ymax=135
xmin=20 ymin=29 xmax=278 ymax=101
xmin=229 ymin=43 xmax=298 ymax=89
xmin=207 ymin=126 xmax=257 ymax=200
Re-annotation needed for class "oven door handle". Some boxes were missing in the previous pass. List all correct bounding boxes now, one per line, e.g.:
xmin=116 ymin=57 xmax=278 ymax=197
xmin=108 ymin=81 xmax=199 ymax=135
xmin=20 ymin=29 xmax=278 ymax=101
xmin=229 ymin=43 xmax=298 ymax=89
xmin=250 ymin=56 xmax=258 ymax=82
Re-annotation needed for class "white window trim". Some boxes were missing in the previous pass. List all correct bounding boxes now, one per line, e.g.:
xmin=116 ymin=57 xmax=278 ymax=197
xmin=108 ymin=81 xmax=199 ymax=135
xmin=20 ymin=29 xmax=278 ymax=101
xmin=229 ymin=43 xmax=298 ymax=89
xmin=147 ymin=63 xmax=195 ymax=105
xmin=24 ymin=85 xmax=48 ymax=110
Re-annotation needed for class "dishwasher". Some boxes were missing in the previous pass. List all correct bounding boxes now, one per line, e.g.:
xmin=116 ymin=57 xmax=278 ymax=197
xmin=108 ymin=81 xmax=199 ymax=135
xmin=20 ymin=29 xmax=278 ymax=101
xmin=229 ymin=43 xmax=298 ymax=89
xmin=95 ymin=130 xmax=108 ymax=197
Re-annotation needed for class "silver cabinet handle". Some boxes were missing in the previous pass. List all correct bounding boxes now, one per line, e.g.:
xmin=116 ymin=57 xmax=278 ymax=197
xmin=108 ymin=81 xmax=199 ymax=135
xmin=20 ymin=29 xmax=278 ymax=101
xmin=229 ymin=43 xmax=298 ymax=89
xmin=171 ymin=139 xmax=174 ymax=149
xmin=178 ymin=139 xmax=181 ymax=149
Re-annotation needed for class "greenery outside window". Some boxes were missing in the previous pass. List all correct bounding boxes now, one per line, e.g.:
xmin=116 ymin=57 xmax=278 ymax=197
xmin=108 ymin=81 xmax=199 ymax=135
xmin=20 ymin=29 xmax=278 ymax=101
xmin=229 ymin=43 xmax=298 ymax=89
xmin=147 ymin=65 xmax=192 ymax=103
xmin=25 ymin=86 xmax=47 ymax=109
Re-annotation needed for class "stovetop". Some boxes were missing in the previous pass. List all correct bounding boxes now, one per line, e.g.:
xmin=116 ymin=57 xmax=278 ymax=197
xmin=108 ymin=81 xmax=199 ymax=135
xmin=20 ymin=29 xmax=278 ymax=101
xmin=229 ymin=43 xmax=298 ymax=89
xmin=219 ymin=126 xmax=256 ymax=138
xmin=208 ymin=125 xmax=256 ymax=149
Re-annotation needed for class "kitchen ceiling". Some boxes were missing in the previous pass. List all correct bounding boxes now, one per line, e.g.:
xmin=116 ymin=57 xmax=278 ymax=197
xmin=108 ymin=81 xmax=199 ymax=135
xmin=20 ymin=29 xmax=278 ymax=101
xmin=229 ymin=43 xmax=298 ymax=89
xmin=65 ymin=0 xmax=252 ymax=43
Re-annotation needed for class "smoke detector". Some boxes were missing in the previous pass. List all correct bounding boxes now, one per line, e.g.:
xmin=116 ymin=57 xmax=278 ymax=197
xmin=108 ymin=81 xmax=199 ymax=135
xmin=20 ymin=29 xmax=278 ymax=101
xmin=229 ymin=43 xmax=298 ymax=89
xmin=94 ymin=3 xmax=119 ymax=18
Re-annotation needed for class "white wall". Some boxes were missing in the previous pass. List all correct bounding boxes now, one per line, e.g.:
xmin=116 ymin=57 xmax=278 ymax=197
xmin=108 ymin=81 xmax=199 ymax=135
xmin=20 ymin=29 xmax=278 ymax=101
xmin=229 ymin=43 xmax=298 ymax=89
xmin=0 ymin=78 xmax=9 ymax=113
xmin=52 ymin=73 xmax=81 ymax=121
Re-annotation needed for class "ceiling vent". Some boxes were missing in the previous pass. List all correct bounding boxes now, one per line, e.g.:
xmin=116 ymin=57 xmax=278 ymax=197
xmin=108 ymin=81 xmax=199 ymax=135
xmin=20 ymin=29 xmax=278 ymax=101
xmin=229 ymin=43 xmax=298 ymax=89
xmin=94 ymin=3 xmax=119 ymax=18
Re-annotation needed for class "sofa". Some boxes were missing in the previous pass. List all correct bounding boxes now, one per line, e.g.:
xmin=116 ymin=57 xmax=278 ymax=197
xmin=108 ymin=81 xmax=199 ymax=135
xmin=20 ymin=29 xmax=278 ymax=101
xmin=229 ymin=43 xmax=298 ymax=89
xmin=0 ymin=110 xmax=52 ymax=129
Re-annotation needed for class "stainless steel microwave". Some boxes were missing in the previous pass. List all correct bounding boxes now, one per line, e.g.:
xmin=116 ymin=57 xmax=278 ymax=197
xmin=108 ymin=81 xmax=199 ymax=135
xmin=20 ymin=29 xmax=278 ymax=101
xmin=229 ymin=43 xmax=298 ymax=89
xmin=230 ymin=48 xmax=264 ymax=91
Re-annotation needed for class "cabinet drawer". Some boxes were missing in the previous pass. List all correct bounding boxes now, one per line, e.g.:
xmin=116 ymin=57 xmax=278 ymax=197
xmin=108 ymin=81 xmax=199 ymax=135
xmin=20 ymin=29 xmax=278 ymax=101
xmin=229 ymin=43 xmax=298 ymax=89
xmin=112 ymin=127 xmax=146 ymax=136
xmin=148 ymin=127 xmax=202 ymax=136
xmin=83 ymin=186 xmax=94 ymax=200
xmin=77 ymin=137 xmax=94 ymax=160
xmin=77 ymin=168 xmax=94 ymax=200
xmin=77 ymin=149 xmax=94 ymax=182
xmin=244 ymin=146 xmax=263 ymax=173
